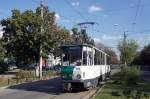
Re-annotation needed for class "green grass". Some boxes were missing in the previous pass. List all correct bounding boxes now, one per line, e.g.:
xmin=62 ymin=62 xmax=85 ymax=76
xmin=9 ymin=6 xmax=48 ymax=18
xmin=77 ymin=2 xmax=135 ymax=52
xmin=94 ymin=75 xmax=150 ymax=99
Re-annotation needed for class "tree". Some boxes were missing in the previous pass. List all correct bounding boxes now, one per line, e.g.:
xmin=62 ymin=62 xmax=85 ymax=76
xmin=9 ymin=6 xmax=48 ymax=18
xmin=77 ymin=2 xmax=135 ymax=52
xmin=104 ymin=48 xmax=119 ymax=64
xmin=118 ymin=37 xmax=138 ymax=65
xmin=140 ymin=44 xmax=150 ymax=66
xmin=71 ymin=27 xmax=95 ymax=45
xmin=132 ymin=52 xmax=141 ymax=65
xmin=0 ymin=38 xmax=8 ymax=73
xmin=1 ymin=7 xmax=71 ymax=66
xmin=0 ymin=39 xmax=5 ymax=61
xmin=133 ymin=44 xmax=150 ymax=66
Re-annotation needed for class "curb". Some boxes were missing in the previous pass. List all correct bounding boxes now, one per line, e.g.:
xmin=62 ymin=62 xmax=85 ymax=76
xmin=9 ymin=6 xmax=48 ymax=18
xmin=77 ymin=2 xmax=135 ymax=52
xmin=89 ymin=84 xmax=105 ymax=99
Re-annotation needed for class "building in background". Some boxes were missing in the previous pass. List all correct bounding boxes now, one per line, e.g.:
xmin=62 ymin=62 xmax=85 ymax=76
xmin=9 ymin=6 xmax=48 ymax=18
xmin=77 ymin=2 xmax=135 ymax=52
xmin=0 ymin=27 xmax=3 ymax=38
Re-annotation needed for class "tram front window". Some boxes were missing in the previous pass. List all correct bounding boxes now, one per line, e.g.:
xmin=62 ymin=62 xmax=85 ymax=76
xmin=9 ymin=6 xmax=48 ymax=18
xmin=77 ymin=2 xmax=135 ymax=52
xmin=62 ymin=46 xmax=82 ymax=66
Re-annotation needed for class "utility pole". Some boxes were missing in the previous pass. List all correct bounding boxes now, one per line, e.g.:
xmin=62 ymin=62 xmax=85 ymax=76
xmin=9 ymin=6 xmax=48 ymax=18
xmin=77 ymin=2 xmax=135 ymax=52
xmin=123 ymin=31 xmax=127 ymax=42
xmin=39 ymin=0 xmax=44 ymax=79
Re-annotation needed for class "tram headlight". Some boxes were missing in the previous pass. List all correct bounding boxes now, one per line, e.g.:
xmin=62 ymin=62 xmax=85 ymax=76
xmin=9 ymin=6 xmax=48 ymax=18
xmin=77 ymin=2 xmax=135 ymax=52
xmin=76 ymin=74 xmax=81 ymax=79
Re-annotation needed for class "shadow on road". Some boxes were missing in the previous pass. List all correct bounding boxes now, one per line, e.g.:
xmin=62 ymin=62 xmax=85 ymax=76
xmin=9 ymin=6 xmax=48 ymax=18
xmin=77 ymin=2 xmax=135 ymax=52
xmin=8 ymin=77 xmax=62 ymax=95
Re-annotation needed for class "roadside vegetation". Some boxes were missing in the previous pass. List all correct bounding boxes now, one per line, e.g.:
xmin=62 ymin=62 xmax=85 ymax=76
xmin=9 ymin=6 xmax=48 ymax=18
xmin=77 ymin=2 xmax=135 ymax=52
xmin=94 ymin=34 xmax=150 ymax=99
xmin=0 ymin=69 xmax=56 ymax=87
xmin=94 ymin=66 xmax=150 ymax=99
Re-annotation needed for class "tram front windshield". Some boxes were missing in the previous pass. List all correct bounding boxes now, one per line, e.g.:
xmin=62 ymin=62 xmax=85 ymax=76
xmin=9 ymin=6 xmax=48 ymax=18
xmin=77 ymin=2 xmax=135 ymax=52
xmin=62 ymin=46 xmax=82 ymax=66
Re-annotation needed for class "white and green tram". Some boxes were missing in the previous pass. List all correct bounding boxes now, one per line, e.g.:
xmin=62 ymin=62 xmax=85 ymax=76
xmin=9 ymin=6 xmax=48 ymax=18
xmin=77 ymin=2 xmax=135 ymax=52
xmin=60 ymin=44 xmax=110 ymax=91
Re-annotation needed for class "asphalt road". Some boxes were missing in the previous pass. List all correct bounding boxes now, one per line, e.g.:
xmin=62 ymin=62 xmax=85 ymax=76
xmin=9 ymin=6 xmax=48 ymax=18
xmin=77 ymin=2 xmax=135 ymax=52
xmin=0 ymin=69 xmax=120 ymax=99
xmin=0 ymin=77 xmax=94 ymax=99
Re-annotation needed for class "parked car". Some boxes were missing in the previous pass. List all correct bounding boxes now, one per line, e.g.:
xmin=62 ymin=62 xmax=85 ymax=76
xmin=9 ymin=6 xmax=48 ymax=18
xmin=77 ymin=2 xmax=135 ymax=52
xmin=8 ymin=63 xmax=17 ymax=70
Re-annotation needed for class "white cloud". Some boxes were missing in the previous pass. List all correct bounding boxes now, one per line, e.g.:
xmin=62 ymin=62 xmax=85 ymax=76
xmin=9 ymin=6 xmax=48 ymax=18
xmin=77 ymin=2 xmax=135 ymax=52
xmin=113 ymin=24 xmax=119 ymax=26
xmin=55 ymin=13 xmax=60 ymax=21
xmin=88 ymin=5 xmax=103 ymax=13
xmin=94 ymin=38 xmax=101 ymax=42
xmin=101 ymin=34 xmax=121 ymax=40
xmin=71 ymin=2 xmax=80 ymax=6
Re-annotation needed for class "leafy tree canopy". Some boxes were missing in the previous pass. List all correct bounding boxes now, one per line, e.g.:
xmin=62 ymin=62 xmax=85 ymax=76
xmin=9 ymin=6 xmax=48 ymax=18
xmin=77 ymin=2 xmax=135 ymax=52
xmin=1 ymin=6 xmax=71 ymax=66
xmin=0 ymin=39 xmax=5 ymax=62
xmin=133 ymin=44 xmax=150 ymax=66
xmin=118 ymin=38 xmax=138 ymax=65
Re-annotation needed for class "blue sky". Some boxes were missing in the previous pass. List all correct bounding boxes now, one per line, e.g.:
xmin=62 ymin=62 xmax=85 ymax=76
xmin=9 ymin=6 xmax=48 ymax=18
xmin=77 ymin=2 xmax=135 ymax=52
xmin=0 ymin=0 xmax=150 ymax=54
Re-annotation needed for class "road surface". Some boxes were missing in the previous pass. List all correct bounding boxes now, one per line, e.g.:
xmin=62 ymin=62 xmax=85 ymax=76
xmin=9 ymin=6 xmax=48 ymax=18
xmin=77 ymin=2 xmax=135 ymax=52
xmin=0 ymin=69 xmax=119 ymax=99
xmin=0 ymin=77 xmax=95 ymax=99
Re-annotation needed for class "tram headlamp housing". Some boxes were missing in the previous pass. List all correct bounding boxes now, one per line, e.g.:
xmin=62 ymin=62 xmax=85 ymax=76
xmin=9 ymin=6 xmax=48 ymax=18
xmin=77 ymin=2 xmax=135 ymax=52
xmin=76 ymin=74 xmax=81 ymax=79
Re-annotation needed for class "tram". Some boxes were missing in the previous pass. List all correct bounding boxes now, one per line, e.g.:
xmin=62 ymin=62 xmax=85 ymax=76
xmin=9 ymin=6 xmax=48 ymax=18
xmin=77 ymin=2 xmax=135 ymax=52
xmin=60 ymin=44 xmax=110 ymax=91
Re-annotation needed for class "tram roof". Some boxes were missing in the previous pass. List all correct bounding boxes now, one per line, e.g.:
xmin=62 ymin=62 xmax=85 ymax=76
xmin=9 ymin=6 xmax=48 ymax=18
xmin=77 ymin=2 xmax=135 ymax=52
xmin=60 ymin=44 xmax=108 ymax=56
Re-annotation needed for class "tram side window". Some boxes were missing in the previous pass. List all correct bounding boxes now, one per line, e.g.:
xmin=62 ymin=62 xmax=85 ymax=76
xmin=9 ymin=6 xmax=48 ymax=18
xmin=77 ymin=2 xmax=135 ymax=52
xmin=97 ymin=52 xmax=99 ymax=65
xmin=100 ymin=52 xmax=104 ymax=65
xmin=107 ymin=56 xmax=110 ymax=65
xmin=103 ymin=54 xmax=105 ymax=65
xmin=88 ymin=51 xmax=93 ymax=66
xmin=94 ymin=50 xmax=106 ymax=65
xmin=94 ymin=52 xmax=97 ymax=65
xmin=94 ymin=50 xmax=98 ymax=65
xmin=95 ymin=50 xmax=102 ymax=65
xmin=99 ymin=52 xmax=102 ymax=65
xmin=83 ymin=51 xmax=87 ymax=65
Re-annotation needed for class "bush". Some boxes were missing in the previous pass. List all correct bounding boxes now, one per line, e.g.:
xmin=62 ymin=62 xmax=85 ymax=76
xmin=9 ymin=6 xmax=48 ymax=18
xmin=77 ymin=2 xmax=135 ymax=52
xmin=123 ymin=89 xmax=132 ymax=97
xmin=126 ymin=66 xmax=140 ymax=84
xmin=15 ymin=70 xmax=35 ymax=82
xmin=43 ymin=70 xmax=54 ymax=78
xmin=122 ymin=89 xmax=149 ymax=98
xmin=130 ymin=90 xmax=137 ymax=98
xmin=136 ymin=91 xmax=145 ymax=98
xmin=119 ymin=66 xmax=140 ymax=84
xmin=144 ymin=92 xmax=150 ymax=98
